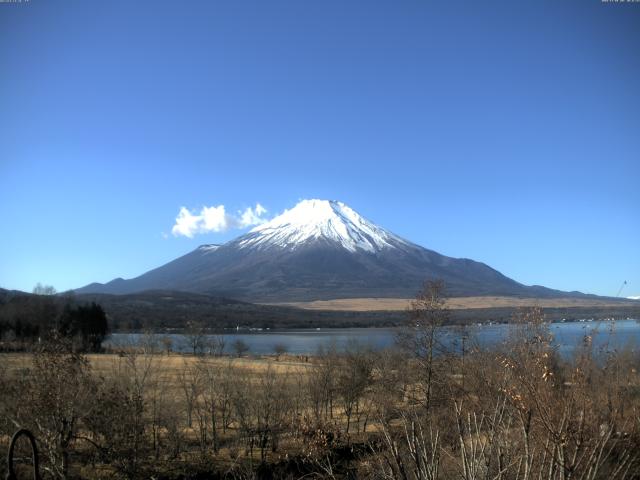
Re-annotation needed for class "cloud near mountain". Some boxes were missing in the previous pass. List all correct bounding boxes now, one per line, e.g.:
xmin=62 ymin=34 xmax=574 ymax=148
xmin=171 ymin=203 xmax=268 ymax=238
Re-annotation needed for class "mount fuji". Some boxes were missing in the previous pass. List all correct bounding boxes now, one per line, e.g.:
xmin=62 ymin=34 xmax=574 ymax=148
xmin=77 ymin=199 xmax=577 ymax=301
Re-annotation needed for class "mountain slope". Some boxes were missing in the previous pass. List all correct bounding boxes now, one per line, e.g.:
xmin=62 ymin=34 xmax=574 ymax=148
xmin=77 ymin=199 xmax=581 ymax=301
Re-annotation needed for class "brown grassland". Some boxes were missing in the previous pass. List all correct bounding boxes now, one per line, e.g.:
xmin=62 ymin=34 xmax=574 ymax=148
xmin=270 ymin=296 xmax=638 ymax=311
xmin=0 ymin=352 xmax=314 ymax=378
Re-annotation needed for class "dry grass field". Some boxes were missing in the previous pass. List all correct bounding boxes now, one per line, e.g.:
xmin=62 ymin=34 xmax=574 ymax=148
xmin=1 ymin=352 xmax=314 ymax=390
xmin=0 ymin=351 xmax=325 ymax=479
xmin=2 ymin=301 xmax=639 ymax=479
xmin=268 ymin=295 xmax=638 ymax=311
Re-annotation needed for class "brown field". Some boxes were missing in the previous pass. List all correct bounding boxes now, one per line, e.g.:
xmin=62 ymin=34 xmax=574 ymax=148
xmin=268 ymin=296 xmax=637 ymax=311
xmin=0 ymin=351 xmax=321 ymax=477
xmin=1 ymin=352 xmax=316 ymax=417
xmin=2 ymin=310 xmax=639 ymax=480
xmin=1 ymin=352 xmax=313 ymax=383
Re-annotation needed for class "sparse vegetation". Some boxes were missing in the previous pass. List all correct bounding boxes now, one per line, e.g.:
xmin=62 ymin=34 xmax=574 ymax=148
xmin=0 ymin=286 xmax=639 ymax=479
xmin=0 ymin=325 xmax=637 ymax=478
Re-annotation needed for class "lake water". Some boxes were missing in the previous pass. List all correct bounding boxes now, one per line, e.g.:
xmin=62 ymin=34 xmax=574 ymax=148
xmin=107 ymin=319 xmax=640 ymax=357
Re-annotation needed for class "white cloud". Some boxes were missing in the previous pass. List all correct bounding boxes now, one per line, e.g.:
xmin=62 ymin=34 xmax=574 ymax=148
xmin=238 ymin=203 xmax=267 ymax=228
xmin=201 ymin=205 xmax=228 ymax=232
xmin=171 ymin=203 xmax=268 ymax=238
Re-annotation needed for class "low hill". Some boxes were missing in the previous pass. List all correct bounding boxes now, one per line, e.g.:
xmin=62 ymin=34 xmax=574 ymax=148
xmin=76 ymin=290 xmax=640 ymax=330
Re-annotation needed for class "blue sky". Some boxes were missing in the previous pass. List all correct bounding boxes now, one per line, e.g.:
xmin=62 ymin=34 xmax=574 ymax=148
xmin=1 ymin=0 xmax=638 ymax=297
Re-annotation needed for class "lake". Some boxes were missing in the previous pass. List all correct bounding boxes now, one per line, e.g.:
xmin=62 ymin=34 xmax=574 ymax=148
xmin=107 ymin=319 xmax=640 ymax=357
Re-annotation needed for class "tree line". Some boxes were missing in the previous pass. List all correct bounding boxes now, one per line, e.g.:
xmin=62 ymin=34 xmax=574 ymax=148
xmin=0 ymin=284 xmax=108 ymax=352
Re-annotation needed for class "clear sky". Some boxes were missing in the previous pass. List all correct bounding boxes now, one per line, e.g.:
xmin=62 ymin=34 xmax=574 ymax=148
xmin=1 ymin=0 xmax=638 ymax=297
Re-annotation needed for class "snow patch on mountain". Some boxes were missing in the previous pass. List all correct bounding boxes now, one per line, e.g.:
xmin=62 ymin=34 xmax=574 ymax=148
xmin=627 ymin=295 xmax=640 ymax=300
xmin=197 ymin=244 xmax=221 ymax=253
xmin=237 ymin=199 xmax=410 ymax=253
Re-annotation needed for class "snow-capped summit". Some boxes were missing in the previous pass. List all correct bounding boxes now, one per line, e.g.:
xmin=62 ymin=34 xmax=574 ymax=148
xmin=77 ymin=198 xmax=581 ymax=302
xmin=238 ymin=199 xmax=409 ymax=253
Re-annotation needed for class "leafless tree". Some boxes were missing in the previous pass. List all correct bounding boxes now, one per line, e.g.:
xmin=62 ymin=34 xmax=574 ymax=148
xmin=233 ymin=338 xmax=250 ymax=357
xmin=397 ymin=279 xmax=450 ymax=412
xmin=205 ymin=334 xmax=226 ymax=356
xmin=273 ymin=342 xmax=288 ymax=360
xmin=178 ymin=360 xmax=202 ymax=429
xmin=32 ymin=283 xmax=57 ymax=296
xmin=10 ymin=336 xmax=97 ymax=479
xmin=379 ymin=411 xmax=441 ymax=480
xmin=308 ymin=344 xmax=339 ymax=421
xmin=185 ymin=321 xmax=207 ymax=356
xmin=336 ymin=342 xmax=373 ymax=434
xmin=160 ymin=335 xmax=173 ymax=355
xmin=86 ymin=343 xmax=158 ymax=477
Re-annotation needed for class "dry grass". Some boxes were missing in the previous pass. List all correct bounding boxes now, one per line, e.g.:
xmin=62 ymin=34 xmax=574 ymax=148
xmin=1 ymin=352 xmax=313 ymax=389
xmin=267 ymin=296 xmax=636 ymax=311
xmin=2 ymin=321 xmax=638 ymax=480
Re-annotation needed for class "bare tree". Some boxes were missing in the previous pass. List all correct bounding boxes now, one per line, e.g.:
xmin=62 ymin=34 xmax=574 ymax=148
xmin=308 ymin=343 xmax=339 ymax=421
xmin=233 ymin=339 xmax=250 ymax=357
xmin=397 ymin=279 xmax=449 ymax=412
xmin=196 ymin=358 xmax=221 ymax=452
xmin=273 ymin=342 xmax=288 ymax=360
xmin=89 ymin=343 xmax=158 ymax=477
xmin=185 ymin=321 xmax=206 ymax=356
xmin=370 ymin=348 xmax=409 ymax=425
xmin=336 ymin=342 xmax=373 ymax=434
xmin=379 ymin=412 xmax=441 ymax=480
xmin=231 ymin=366 xmax=292 ymax=461
xmin=10 ymin=336 xmax=97 ymax=479
xmin=32 ymin=283 xmax=57 ymax=296
xmin=178 ymin=361 xmax=201 ymax=428
xmin=160 ymin=335 xmax=173 ymax=355
xmin=205 ymin=334 xmax=226 ymax=356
